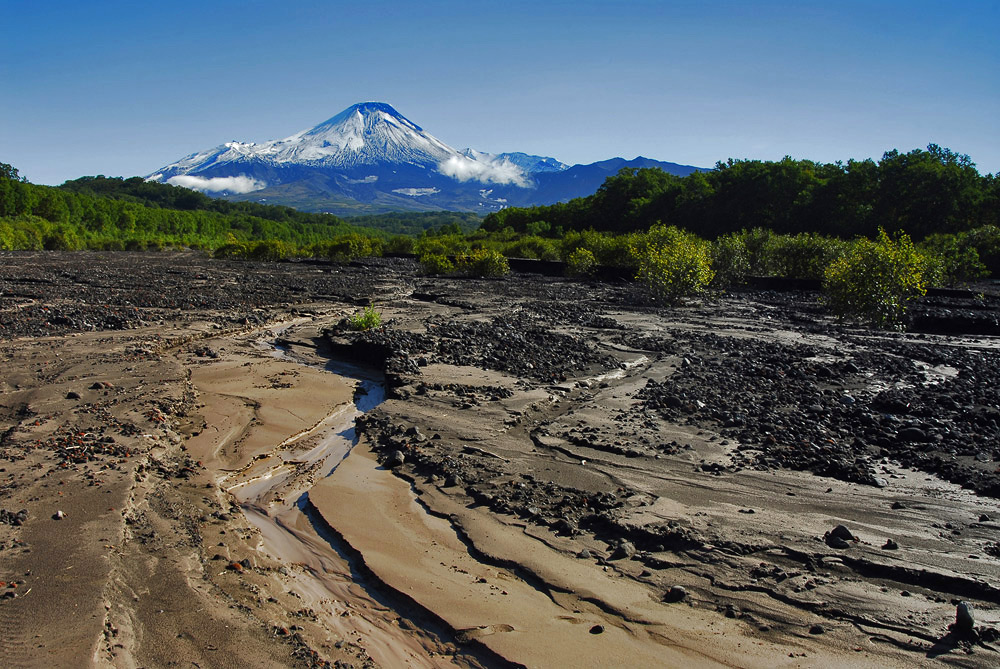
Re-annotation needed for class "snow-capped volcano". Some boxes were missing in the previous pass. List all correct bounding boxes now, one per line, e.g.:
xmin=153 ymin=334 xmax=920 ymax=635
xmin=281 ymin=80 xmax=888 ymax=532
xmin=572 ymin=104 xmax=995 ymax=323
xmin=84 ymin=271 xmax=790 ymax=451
xmin=148 ymin=102 xmax=540 ymax=194
xmin=146 ymin=102 xmax=702 ymax=214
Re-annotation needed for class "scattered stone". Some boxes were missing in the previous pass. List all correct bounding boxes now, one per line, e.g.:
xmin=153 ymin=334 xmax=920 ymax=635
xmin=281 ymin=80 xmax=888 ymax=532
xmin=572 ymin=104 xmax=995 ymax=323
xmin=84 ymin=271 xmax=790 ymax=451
xmin=66 ymin=391 xmax=81 ymax=400
xmin=0 ymin=509 xmax=28 ymax=526
xmin=386 ymin=450 xmax=405 ymax=468
xmin=882 ymin=539 xmax=899 ymax=550
xmin=52 ymin=510 xmax=66 ymax=520
xmin=825 ymin=524 xmax=855 ymax=548
xmin=610 ymin=540 xmax=636 ymax=560
xmin=664 ymin=585 xmax=687 ymax=603
xmin=829 ymin=524 xmax=854 ymax=541
xmin=809 ymin=624 xmax=825 ymax=635
xmin=897 ymin=427 xmax=927 ymax=442
xmin=955 ymin=601 xmax=975 ymax=635
xmin=826 ymin=535 xmax=849 ymax=549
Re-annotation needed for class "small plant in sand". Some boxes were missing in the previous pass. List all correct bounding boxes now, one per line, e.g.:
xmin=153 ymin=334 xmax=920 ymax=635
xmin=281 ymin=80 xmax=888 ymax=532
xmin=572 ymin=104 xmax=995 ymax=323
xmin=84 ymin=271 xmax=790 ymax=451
xmin=823 ymin=228 xmax=928 ymax=329
xmin=348 ymin=304 xmax=382 ymax=330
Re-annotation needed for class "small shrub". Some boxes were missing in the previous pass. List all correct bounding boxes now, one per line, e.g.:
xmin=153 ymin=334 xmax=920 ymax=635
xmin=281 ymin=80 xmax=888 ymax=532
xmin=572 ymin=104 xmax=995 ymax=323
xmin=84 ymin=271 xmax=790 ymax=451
xmin=964 ymin=225 xmax=1000 ymax=277
xmin=565 ymin=247 xmax=597 ymax=277
xmin=739 ymin=228 xmax=781 ymax=276
xmin=414 ymin=234 xmax=468 ymax=258
xmin=384 ymin=235 xmax=415 ymax=255
xmin=710 ymin=233 xmax=750 ymax=287
xmin=312 ymin=234 xmax=382 ymax=262
xmin=456 ymin=248 xmax=509 ymax=277
xmin=919 ymin=233 xmax=988 ymax=286
xmin=213 ymin=241 xmax=249 ymax=259
xmin=823 ymin=229 xmax=928 ymax=329
xmin=560 ymin=229 xmax=632 ymax=268
xmin=630 ymin=224 xmax=714 ymax=305
xmin=770 ymin=233 xmax=848 ymax=280
xmin=248 ymin=239 xmax=293 ymax=261
xmin=503 ymin=235 xmax=559 ymax=260
xmin=348 ymin=304 xmax=382 ymax=330
xmin=419 ymin=252 xmax=454 ymax=275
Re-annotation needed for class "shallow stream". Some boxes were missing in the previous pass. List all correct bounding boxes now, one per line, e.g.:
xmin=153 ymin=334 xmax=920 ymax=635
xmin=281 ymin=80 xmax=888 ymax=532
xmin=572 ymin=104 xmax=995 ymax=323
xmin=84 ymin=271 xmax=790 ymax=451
xmin=221 ymin=335 xmax=464 ymax=668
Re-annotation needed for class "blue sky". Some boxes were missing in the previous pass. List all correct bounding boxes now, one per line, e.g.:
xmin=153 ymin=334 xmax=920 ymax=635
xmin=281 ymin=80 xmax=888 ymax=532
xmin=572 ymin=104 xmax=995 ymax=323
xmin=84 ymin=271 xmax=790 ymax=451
xmin=2 ymin=0 xmax=998 ymax=185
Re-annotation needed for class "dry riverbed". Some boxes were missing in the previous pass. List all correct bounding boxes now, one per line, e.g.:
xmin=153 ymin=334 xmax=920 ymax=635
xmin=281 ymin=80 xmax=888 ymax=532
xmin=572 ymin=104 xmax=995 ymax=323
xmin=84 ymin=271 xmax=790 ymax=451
xmin=2 ymin=251 xmax=1000 ymax=667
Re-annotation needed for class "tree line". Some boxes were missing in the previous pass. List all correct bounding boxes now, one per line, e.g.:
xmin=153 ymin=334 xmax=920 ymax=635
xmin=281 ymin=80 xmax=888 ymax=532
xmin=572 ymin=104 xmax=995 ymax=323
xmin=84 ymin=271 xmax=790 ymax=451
xmin=482 ymin=145 xmax=999 ymax=241
xmin=1 ymin=164 xmax=368 ymax=251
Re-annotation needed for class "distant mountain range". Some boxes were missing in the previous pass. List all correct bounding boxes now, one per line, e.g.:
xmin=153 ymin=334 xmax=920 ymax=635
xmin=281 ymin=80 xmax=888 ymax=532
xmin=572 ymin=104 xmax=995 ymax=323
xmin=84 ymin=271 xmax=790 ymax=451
xmin=147 ymin=102 xmax=704 ymax=216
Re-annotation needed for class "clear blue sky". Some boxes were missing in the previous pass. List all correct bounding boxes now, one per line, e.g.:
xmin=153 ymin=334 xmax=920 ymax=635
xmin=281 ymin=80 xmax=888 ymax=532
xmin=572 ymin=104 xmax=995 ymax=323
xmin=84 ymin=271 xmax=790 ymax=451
xmin=2 ymin=0 xmax=998 ymax=185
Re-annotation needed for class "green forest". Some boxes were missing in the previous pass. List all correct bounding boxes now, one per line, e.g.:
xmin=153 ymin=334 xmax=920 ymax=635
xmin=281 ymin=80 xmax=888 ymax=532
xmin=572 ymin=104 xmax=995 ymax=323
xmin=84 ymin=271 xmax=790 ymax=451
xmin=482 ymin=145 xmax=999 ymax=240
xmin=0 ymin=165 xmax=366 ymax=251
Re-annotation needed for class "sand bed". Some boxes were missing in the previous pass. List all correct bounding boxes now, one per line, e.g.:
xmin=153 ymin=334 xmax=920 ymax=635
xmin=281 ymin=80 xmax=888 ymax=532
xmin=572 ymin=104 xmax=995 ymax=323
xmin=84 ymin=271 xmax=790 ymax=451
xmin=2 ymin=252 xmax=1000 ymax=668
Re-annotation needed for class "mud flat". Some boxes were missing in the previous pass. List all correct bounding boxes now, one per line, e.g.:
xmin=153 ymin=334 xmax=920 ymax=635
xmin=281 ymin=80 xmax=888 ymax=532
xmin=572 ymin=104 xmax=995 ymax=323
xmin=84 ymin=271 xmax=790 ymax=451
xmin=2 ymin=251 xmax=1000 ymax=667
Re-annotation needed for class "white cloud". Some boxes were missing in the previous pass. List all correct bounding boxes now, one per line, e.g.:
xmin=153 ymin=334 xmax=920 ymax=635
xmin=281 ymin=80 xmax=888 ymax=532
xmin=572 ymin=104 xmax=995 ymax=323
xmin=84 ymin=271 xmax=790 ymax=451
xmin=438 ymin=155 xmax=529 ymax=187
xmin=166 ymin=174 xmax=266 ymax=194
xmin=393 ymin=187 xmax=439 ymax=197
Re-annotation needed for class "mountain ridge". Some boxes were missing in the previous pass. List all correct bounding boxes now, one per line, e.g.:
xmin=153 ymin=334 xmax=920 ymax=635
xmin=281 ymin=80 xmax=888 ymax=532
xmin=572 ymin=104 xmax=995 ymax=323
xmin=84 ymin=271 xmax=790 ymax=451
xmin=147 ymin=102 xmax=705 ymax=215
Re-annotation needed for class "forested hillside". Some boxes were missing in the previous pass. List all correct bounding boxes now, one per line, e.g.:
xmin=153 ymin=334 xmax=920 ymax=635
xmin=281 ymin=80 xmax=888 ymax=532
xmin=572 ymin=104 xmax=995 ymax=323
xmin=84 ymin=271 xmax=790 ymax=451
xmin=483 ymin=145 xmax=999 ymax=240
xmin=1 ymin=165 xmax=362 ymax=250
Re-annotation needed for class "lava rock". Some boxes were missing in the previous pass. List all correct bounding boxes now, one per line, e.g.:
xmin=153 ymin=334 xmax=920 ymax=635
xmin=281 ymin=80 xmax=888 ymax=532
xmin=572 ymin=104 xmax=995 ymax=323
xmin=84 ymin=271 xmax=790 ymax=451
xmin=897 ymin=427 xmax=927 ymax=442
xmin=610 ymin=540 xmax=636 ymax=560
xmin=829 ymin=524 xmax=855 ymax=541
xmin=664 ymin=585 xmax=687 ymax=603
xmin=955 ymin=601 xmax=975 ymax=635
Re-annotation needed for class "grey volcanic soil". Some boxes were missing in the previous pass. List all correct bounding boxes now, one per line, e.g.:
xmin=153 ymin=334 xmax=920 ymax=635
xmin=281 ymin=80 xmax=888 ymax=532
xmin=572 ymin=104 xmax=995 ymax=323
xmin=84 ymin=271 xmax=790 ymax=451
xmin=3 ymin=250 xmax=1000 ymax=666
